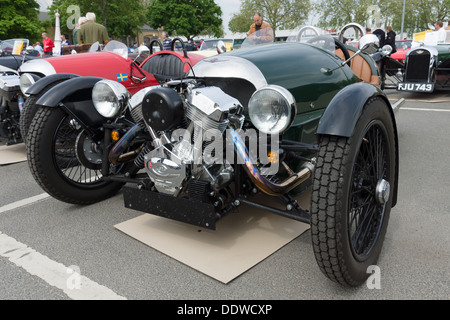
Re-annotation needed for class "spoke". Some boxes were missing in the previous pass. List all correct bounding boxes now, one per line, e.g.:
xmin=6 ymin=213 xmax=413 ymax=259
xmin=54 ymin=115 xmax=102 ymax=185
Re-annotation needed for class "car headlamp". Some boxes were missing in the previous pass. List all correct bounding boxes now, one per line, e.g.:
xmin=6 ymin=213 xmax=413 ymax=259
xmin=19 ymin=73 xmax=39 ymax=97
xmin=248 ymin=85 xmax=296 ymax=135
xmin=92 ymin=80 xmax=130 ymax=118
xmin=381 ymin=45 xmax=392 ymax=56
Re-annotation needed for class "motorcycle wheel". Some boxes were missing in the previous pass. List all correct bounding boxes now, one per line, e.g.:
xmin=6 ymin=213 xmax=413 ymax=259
xmin=20 ymin=80 xmax=66 ymax=145
xmin=27 ymin=106 xmax=126 ymax=205
xmin=310 ymin=96 xmax=396 ymax=287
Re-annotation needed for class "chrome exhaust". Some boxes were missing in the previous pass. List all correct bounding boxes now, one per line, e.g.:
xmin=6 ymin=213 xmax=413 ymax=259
xmin=227 ymin=128 xmax=314 ymax=196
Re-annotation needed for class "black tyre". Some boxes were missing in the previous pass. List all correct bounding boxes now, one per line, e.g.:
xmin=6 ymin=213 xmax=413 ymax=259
xmin=20 ymin=80 xmax=66 ymax=145
xmin=311 ymin=97 xmax=396 ymax=287
xmin=27 ymin=106 xmax=124 ymax=205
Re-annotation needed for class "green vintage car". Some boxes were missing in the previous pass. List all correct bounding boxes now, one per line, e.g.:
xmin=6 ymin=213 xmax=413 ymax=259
xmin=397 ymin=33 xmax=450 ymax=92
xmin=27 ymin=26 xmax=402 ymax=287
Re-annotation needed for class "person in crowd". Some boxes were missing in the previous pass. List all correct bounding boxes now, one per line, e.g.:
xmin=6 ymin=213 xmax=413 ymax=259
xmin=445 ymin=20 xmax=450 ymax=30
xmin=73 ymin=16 xmax=87 ymax=44
xmin=60 ymin=34 xmax=71 ymax=55
xmin=41 ymin=32 xmax=54 ymax=57
xmin=162 ymin=31 xmax=172 ymax=50
xmin=79 ymin=12 xmax=109 ymax=45
xmin=366 ymin=27 xmax=371 ymax=33
xmin=434 ymin=21 xmax=447 ymax=43
xmin=247 ymin=12 xmax=273 ymax=43
xmin=186 ymin=39 xmax=197 ymax=51
xmin=34 ymin=41 xmax=43 ymax=54
xmin=372 ymin=22 xmax=385 ymax=47
xmin=385 ymin=26 xmax=397 ymax=54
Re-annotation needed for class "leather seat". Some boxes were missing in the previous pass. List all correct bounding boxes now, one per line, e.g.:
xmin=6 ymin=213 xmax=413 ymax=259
xmin=335 ymin=48 xmax=380 ymax=86
xmin=141 ymin=54 xmax=185 ymax=83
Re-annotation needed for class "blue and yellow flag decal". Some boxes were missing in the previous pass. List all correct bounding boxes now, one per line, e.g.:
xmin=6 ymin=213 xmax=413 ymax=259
xmin=116 ymin=73 xmax=128 ymax=82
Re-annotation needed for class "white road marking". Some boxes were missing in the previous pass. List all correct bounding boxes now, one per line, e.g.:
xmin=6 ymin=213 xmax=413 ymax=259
xmin=402 ymin=107 xmax=450 ymax=112
xmin=0 ymin=193 xmax=50 ymax=214
xmin=0 ymin=232 xmax=127 ymax=300
xmin=0 ymin=194 xmax=127 ymax=300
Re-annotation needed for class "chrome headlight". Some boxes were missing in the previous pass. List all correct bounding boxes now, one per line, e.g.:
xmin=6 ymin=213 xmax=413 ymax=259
xmin=248 ymin=85 xmax=296 ymax=135
xmin=92 ymin=79 xmax=131 ymax=118
xmin=381 ymin=45 xmax=392 ymax=56
xmin=19 ymin=73 xmax=38 ymax=96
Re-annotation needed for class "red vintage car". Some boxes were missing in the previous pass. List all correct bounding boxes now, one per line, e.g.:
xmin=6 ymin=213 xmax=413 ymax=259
xmin=390 ymin=39 xmax=412 ymax=64
xmin=17 ymin=39 xmax=205 ymax=143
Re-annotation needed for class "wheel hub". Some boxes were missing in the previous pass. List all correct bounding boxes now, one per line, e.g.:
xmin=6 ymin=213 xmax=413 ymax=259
xmin=375 ymin=179 xmax=390 ymax=204
xmin=75 ymin=130 xmax=102 ymax=170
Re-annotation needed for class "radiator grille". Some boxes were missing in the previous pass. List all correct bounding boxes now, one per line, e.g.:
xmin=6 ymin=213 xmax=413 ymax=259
xmin=405 ymin=51 xmax=431 ymax=82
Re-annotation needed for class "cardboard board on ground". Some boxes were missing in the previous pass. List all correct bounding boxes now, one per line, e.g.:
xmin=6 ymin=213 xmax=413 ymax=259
xmin=0 ymin=143 xmax=27 ymax=165
xmin=115 ymin=191 xmax=310 ymax=284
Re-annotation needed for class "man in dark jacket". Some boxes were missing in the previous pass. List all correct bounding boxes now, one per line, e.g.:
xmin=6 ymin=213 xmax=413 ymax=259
xmin=372 ymin=22 xmax=385 ymax=47
xmin=385 ymin=26 xmax=397 ymax=54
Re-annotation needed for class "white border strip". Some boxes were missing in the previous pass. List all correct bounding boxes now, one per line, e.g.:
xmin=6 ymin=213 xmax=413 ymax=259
xmin=402 ymin=107 xmax=450 ymax=112
xmin=0 ymin=232 xmax=127 ymax=300
xmin=0 ymin=193 xmax=50 ymax=214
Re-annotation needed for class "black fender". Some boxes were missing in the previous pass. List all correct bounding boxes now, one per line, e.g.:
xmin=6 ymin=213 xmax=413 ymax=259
xmin=25 ymin=73 xmax=80 ymax=95
xmin=36 ymin=76 xmax=107 ymax=131
xmin=316 ymin=81 xmax=399 ymax=206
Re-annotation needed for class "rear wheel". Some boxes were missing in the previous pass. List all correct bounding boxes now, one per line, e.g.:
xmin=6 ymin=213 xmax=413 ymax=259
xmin=310 ymin=97 xmax=396 ymax=286
xmin=27 ymin=106 xmax=125 ymax=204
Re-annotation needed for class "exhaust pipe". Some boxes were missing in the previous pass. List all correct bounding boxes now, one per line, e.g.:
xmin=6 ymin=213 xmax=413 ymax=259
xmin=227 ymin=128 xmax=314 ymax=196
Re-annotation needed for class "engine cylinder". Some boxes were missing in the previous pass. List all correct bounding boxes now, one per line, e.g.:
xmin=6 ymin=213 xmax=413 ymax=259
xmin=141 ymin=87 xmax=184 ymax=132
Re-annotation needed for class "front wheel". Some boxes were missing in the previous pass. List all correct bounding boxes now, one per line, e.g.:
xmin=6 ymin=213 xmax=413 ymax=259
xmin=310 ymin=96 xmax=396 ymax=287
xmin=27 ymin=106 xmax=126 ymax=205
xmin=20 ymin=80 xmax=66 ymax=145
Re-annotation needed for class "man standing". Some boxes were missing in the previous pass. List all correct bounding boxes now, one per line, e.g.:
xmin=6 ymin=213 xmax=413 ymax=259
xmin=162 ymin=31 xmax=172 ymax=50
xmin=385 ymin=26 xmax=397 ymax=54
xmin=247 ymin=12 xmax=273 ymax=43
xmin=434 ymin=21 xmax=447 ymax=43
xmin=372 ymin=22 xmax=385 ymax=47
xmin=41 ymin=32 xmax=54 ymax=57
xmin=79 ymin=12 xmax=109 ymax=45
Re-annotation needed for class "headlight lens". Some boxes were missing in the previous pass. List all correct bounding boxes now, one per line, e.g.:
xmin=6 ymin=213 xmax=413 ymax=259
xmin=92 ymin=80 xmax=130 ymax=118
xmin=248 ymin=85 xmax=296 ymax=134
xmin=19 ymin=73 xmax=37 ymax=96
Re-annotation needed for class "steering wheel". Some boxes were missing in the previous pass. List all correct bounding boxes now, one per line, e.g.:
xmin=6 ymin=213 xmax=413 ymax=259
xmin=171 ymin=37 xmax=188 ymax=58
xmin=296 ymin=26 xmax=320 ymax=42
xmin=149 ymin=39 xmax=163 ymax=55
xmin=333 ymin=38 xmax=351 ymax=66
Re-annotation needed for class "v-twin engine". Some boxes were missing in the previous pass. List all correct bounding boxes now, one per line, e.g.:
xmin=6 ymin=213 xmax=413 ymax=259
xmin=129 ymin=84 xmax=243 ymax=196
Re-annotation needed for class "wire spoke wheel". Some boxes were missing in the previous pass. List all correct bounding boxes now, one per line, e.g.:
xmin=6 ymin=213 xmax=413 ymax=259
xmin=311 ymin=97 xmax=396 ymax=286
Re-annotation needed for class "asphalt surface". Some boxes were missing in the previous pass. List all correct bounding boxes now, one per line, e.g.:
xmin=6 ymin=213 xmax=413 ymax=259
xmin=0 ymin=88 xmax=449 ymax=301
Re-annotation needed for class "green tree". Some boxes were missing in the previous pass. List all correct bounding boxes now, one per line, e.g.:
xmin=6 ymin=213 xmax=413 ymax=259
xmin=228 ymin=0 xmax=312 ymax=34
xmin=0 ymin=0 xmax=42 ymax=40
xmin=147 ymin=0 xmax=222 ymax=39
xmin=48 ymin=0 xmax=147 ymax=38
xmin=314 ymin=0 xmax=450 ymax=37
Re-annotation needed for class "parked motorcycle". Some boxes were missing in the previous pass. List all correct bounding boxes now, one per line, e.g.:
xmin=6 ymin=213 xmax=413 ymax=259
xmin=26 ymin=27 xmax=402 ymax=287
xmin=0 ymin=39 xmax=40 ymax=144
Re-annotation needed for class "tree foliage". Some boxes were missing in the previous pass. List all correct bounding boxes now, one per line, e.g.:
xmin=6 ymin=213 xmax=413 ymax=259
xmin=314 ymin=0 xmax=450 ymax=37
xmin=147 ymin=0 xmax=223 ymax=39
xmin=0 ymin=0 xmax=42 ymax=40
xmin=47 ymin=0 xmax=147 ymax=38
xmin=228 ymin=0 xmax=312 ymax=33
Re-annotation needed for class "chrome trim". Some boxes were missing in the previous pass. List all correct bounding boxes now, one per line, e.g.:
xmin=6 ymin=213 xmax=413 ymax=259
xmin=190 ymin=55 xmax=268 ymax=90
xmin=18 ymin=59 xmax=56 ymax=76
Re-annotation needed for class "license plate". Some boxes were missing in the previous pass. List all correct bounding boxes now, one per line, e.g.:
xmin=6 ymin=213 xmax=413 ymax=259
xmin=397 ymin=83 xmax=434 ymax=92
